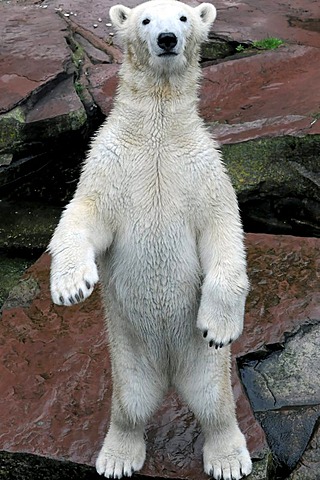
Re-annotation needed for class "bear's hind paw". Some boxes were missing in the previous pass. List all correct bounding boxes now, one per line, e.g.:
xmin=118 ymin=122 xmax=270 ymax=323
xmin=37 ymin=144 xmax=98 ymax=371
xmin=204 ymin=446 xmax=252 ymax=480
xmin=96 ymin=433 xmax=146 ymax=478
xmin=96 ymin=456 xmax=135 ymax=478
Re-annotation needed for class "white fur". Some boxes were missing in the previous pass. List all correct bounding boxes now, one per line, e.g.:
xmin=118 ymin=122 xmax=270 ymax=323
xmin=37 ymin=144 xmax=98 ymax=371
xmin=49 ymin=1 xmax=252 ymax=478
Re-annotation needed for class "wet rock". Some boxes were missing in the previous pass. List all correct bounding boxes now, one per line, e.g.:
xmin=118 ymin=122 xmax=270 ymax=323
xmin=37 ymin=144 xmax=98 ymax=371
xmin=87 ymin=64 xmax=119 ymax=117
xmin=256 ymin=407 xmax=320 ymax=472
xmin=240 ymin=324 xmax=320 ymax=411
xmin=239 ymin=285 xmax=320 ymax=472
xmin=0 ymin=5 xmax=85 ymax=160
xmin=203 ymin=44 xmax=320 ymax=237
xmin=0 ymin=254 xmax=109 ymax=467
xmin=288 ymin=421 xmax=320 ymax=480
xmin=0 ymin=241 xmax=267 ymax=477
xmin=0 ymin=200 xmax=61 ymax=252
xmin=0 ymin=451 xmax=100 ymax=480
xmin=213 ymin=0 xmax=320 ymax=49
xmin=0 ymin=254 xmax=33 ymax=309
xmin=1 ymin=0 xmax=320 ymax=237
xmin=222 ymin=135 xmax=320 ymax=237
xmin=234 ymin=234 xmax=320 ymax=357
xmin=1 ymin=234 xmax=319 ymax=478
xmin=202 ymin=45 xmax=320 ymax=130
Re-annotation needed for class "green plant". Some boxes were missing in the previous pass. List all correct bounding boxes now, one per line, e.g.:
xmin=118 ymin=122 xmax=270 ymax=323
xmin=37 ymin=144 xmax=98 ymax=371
xmin=74 ymin=81 xmax=84 ymax=96
xmin=235 ymin=44 xmax=245 ymax=53
xmin=252 ymin=37 xmax=284 ymax=50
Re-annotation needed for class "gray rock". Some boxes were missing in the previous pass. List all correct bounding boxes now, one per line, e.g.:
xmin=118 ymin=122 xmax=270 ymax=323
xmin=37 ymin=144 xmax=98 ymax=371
xmin=288 ymin=421 xmax=320 ymax=480
xmin=241 ymin=324 xmax=320 ymax=411
xmin=240 ymin=323 xmax=320 ymax=471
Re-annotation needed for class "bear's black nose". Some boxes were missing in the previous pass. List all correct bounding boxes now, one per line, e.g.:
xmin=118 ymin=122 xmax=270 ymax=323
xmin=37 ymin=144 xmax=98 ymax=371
xmin=157 ymin=32 xmax=178 ymax=51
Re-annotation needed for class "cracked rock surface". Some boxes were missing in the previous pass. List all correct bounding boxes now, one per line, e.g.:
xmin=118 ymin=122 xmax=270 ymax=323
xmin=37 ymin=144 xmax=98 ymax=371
xmin=240 ymin=324 xmax=320 ymax=472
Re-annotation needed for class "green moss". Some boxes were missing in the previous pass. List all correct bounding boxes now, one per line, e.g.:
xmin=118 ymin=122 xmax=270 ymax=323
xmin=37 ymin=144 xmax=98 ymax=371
xmin=201 ymin=39 xmax=234 ymax=60
xmin=0 ymin=255 xmax=33 ymax=309
xmin=249 ymin=451 xmax=275 ymax=480
xmin=22 ymin=105 xmax=87 ymax=142
xmin=0 ymin=106 xmax=26 ymax=153
xmin=252 ymin=37 xmax=284 ymax=50
xmin=71 ymin=43 xmax=85 ymax=69
xmin=221 ymin=135 xmax=320 ymax=197
xmin=235 ymin=38 xmax=284 ymax=56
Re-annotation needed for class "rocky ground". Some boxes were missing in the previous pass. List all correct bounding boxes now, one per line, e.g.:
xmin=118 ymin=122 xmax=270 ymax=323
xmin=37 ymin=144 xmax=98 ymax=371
xmin=0 ymin=0 xmax=319 ymax=479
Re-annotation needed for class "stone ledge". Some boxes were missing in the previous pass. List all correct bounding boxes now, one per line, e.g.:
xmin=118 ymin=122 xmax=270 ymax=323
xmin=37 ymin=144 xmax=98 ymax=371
xmin=1 ymin=234 xmax=319 ymax=478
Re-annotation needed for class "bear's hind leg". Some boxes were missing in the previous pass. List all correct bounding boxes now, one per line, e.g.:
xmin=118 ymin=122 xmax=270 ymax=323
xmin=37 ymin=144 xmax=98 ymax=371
xmin=96 ymin=344 xmax=167 ymax=478
xmin=96 ymin=399 xmax=146 ymax=479
xmin=174 ymin=343 xmax=252 ymax=480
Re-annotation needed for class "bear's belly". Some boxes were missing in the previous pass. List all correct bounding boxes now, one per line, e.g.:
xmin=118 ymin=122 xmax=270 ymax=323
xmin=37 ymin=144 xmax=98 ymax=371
xmin=102 ymin=215 xmax=201 ymax=331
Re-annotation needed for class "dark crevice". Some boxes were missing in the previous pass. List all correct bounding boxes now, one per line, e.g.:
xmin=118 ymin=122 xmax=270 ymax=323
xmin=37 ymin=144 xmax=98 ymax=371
xmin=0 ymin=450 xmax=186 ymax=480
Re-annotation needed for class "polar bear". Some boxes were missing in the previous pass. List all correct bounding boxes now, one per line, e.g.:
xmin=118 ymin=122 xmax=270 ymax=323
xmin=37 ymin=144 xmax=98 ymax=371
xmin=49 ymin=0 xmax=252 ymax=479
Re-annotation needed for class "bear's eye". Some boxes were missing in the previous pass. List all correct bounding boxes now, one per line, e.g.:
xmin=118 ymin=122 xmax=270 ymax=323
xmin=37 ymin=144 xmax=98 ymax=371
xmin=180 ymin=15 xmax=187 ymax=22
xmin=142 ymin=18 xmax=150 ymax=25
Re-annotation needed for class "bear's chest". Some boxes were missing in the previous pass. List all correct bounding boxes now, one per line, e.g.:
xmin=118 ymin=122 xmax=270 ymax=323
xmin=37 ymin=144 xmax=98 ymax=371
xmin=117 ymin=142 xmax=208 ymax=223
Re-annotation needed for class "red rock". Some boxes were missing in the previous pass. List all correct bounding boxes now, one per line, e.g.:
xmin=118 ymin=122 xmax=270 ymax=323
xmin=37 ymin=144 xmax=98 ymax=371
xmin=88 ymin=64 xmax=120 ymax=117
xmin=1 ymin=233 xmax=319 ymax=476
xmin=233 ymin=234 xmax=320 ymax=357
xmin=24 ymin=0 xmax=320 ymax=50
xmin=0 ymin=5 xmax=72 ymax=114
xmin=201 ymin=45 xmax=320 ymax=142
xmin=0 ymin=248 xmax=262 ymax=473
xmin=210 ymin=115 xmax=312 ymax=145
xmin=26 ymin=77 xmax=85 ymax=125
xmin=213 ymin=0 xmax=320 ymax=49
xmin=1 ymin=0 xmax=320 ymax=147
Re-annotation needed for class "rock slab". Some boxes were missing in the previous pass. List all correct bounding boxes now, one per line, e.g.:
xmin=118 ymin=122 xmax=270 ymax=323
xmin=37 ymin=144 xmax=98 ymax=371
xmin=1 ymin=233 xmax=320 ymax=478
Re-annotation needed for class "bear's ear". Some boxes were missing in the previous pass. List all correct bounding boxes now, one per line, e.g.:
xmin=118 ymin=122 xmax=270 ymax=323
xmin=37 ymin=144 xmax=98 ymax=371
xmin=194 ymin=3 xmax=217 ymax=27
xmin=109 ymin=4 xmax=132 ymax=30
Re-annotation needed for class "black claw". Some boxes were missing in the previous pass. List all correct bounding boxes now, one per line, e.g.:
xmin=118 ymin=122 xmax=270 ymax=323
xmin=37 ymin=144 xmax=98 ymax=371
xmin=79 ymin=288 xmax=84 ymax=300
xmin=85 ymin=280 xmax=91 ymax=290
xmin=228 ymin=339 xmax=233 ymax=345
xmin=69 ymin=296 xmax=75 ymax=305
xmin=219 ymin=342 xmax=224 ymax=348
xmin=203 ymin=330 xmax=208 ymax=338
xmin=75 ymin=293 xmax=80 ymax=302
xmin=59 ymin=295 xmax=64 ymax=304
xmin=215 ymin=343 xmax=219 ymax=349
xmin=209 ymin=340 xmax=214 ymax=348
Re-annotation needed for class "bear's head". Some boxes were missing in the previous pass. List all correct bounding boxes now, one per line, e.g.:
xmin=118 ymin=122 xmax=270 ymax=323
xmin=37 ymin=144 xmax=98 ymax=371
xmin=110 ymin=0 xmax=216 ymax=75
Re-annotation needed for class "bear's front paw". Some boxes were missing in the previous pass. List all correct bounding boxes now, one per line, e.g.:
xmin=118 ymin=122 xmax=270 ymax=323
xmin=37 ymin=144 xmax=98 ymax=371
xmin=51 ymin=260 xmax=99 ymax=306
xmin=197 ymin=304 xmax=244 ymax=349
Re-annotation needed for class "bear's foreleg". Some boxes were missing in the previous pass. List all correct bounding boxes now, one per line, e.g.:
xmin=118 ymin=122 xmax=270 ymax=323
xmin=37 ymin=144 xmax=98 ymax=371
xmin=49 ymin=197 xmax=112 ymax=306
xmin=174 ymin=344 xmax=252 ymax=480
xmin=196 ymin=180 xmax=249 ymax=349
